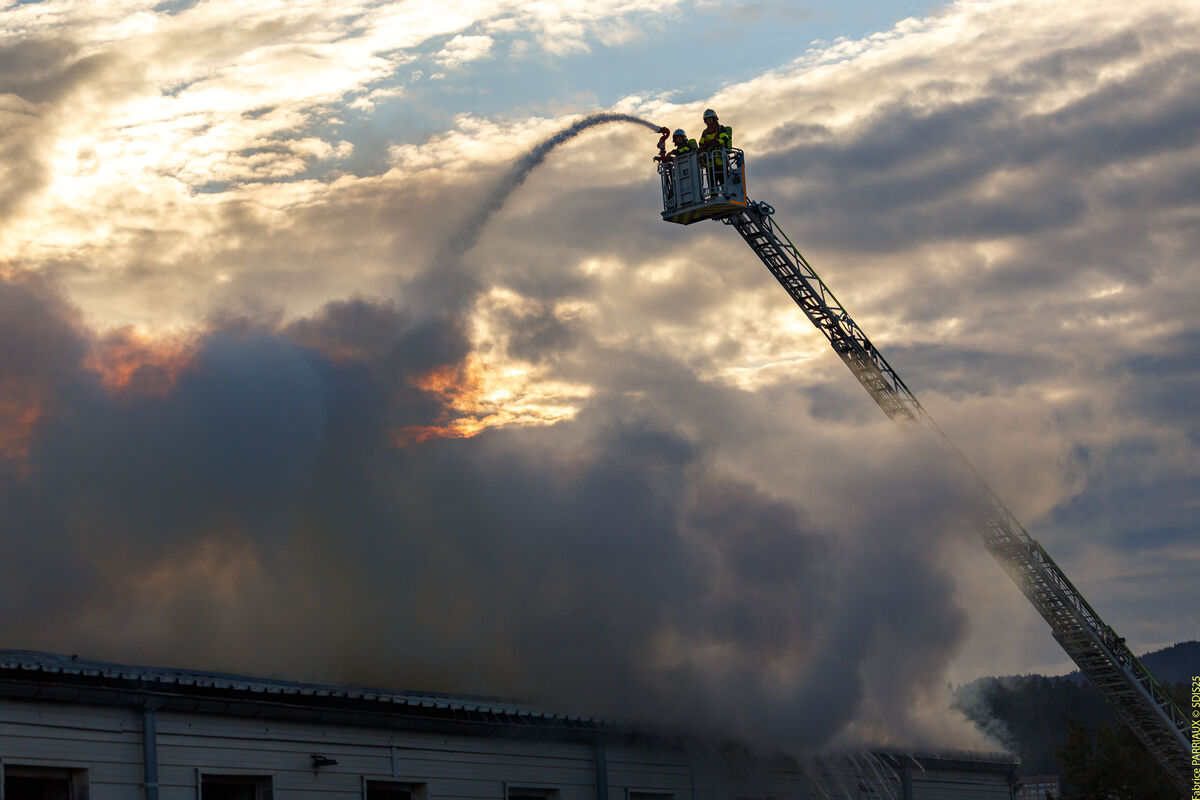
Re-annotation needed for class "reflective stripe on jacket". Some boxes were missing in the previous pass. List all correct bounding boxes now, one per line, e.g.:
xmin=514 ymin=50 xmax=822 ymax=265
xmin=699 ymin=124 xmax=732 ymax=150
xmin=669 ymin=139 xmax=698 ymax=158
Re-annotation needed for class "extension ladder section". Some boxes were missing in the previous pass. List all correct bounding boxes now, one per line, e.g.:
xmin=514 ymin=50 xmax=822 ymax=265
xmin=719 ymin=202 xmax=1191 ymax=795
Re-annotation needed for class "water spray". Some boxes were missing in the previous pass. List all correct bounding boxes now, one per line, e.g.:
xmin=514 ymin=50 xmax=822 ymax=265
xmin=437 ymin=112 xmax=662 ymax=267
xmin=406 ymin=111 xmax=662 ymax=317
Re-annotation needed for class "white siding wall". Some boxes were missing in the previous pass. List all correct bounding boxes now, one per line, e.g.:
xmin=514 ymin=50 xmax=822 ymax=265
xmin=604 ymin=744 xmax=692 ymax=800
xmin=1 ymin=699 xmax=1013 ymax=800
xmin=0 ymin=700 xmax=611 ymax=800
xmin=154 ymin=712 xmax=600 ymax=800
xmin=911 ymin=768 xmax=1014 ymax=800
xmin=0 ymin=701 xmax=143 ymax=800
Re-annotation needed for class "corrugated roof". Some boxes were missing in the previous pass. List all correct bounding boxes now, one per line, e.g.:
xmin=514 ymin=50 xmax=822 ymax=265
xmin=0 ymin=649 xmax=601 ymax=729
xmin=0 ymin=650 xmax=1023 ymax=776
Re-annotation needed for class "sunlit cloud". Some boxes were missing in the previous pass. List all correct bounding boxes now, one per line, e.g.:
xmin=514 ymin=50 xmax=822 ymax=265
xmin=436 ymin=34 xmax=494 ymax=68
xmin=0 ymin=0 xmax=690 ymax=321
xmin=395 ymin=287 xmax=595 ymax=444
xmin=393 ymin=358 xmax=591 ymax=445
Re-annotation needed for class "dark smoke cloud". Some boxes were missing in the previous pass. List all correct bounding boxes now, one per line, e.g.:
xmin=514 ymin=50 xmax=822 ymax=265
xmin=0 ymin=269 xmax=984 ymax=752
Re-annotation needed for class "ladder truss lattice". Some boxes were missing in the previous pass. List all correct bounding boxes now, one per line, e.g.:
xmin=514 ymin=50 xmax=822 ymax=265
xmin=721 ymin=202 xmax=1191 ymax=795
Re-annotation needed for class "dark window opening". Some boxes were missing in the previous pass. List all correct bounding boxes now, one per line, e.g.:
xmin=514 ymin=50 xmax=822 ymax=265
xmin=200 ymin=775 xmax=272 ymax=800
xmin=3 ymin=766 xmax=87 ymax=800
xmin=5 ymin=776 xmax=71 ymax=800
xmin=507 ymin=789 xmax=559 ymax=800
xmin=366 ymin=781 xmax=422 ymax=800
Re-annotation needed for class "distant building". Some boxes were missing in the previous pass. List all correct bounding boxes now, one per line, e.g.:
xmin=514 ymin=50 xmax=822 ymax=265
xmin=1015 ymin=774 xmax=1060 ymax=800
xmin=0 ymin=651 xmax=1018 ymax=800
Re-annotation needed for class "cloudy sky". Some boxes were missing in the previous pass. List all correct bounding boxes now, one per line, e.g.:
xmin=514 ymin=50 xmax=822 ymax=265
xmin=1 ymin=0 xmax=1198 ymax=753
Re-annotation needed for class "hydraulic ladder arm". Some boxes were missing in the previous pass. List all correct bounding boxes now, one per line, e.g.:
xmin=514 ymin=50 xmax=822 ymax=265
xmin=721 ymin=201 xmax=1192 ymax=795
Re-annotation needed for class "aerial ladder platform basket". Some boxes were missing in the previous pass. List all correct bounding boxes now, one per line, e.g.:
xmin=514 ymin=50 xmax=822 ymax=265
xmin=655 ymin=146 xmax=1192 ymax=796
xmin=658 ymin=147 xmax=750 ymax=224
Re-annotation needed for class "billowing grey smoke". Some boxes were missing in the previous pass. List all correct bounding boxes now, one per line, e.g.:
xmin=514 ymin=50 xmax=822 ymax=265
xmin=410 ymin=112 xmax=660 ymax=313
xmin=0 ymin=271 xmax=988 ymax=754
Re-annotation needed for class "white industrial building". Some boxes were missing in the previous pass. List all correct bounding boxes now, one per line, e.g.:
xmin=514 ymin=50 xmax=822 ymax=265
xmin=0 ymin=651 xmax=1016 ymax=800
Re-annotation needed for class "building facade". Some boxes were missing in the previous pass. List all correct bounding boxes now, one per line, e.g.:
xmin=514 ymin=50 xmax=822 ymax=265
xmin=1014 ymin=775 xmax=1059 ymax=800
xmin=0 ymin=652 xmax=1017 ymax=800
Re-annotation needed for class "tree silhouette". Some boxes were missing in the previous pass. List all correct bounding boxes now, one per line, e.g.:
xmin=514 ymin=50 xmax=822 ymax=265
xmin=1054 ymin=718 xmax=1178 ymax=799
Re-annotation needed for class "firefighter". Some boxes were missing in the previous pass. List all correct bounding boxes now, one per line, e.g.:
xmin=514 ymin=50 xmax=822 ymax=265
xmin=662 ymin=129 xmax=697 ymax=162
xmin=657 ymin=129 xmax=697 ymax=205
xmin=697 ymin=109 xmax=733 ymax=192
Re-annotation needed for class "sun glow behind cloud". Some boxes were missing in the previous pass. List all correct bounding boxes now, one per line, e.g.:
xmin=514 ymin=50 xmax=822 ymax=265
xmin=0 ymin=0 xmax=696 ymax=331
xmin=395 ymin=287 xmax=595 ymax=445
xmin=393 ymin=358 xmax=591 ymax=445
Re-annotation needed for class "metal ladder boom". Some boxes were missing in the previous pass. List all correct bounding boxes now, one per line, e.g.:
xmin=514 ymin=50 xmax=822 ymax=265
xmin=721 ymin=203 xmax=1191 ymax=795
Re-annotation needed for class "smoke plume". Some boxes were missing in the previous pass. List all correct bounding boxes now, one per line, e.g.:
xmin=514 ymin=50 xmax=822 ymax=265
xmin=0 ymin=268 xmax=991 ymax=754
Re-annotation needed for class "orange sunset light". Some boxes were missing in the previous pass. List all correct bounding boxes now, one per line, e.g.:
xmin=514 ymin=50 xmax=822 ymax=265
xmin=392 ymin=356 xmax=592 ymax=447
xmin=0 ymin=381 xmax=43 ymax=468
xmin=84 ymin=329 xmax=197 ymax=397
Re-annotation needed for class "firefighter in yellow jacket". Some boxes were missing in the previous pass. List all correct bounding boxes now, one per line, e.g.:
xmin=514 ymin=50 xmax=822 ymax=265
xmin=697 ymin=109 xmax=733 ymax=192
xmin=657 ymin=129 xmax=698 ymax=203
xmin=663 ymin=129 xmax=697 ymax=161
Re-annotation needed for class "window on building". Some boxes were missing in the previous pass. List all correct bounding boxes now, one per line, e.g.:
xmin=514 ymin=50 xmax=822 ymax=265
xmin=3 ymin=766 xmax=88 ymax=800
xmin=365 ymin=781 xmax=426 ymax=800
xmin=200 ymin=774 xmax=272 ymax=800
xmin=507 ymin=788 xmax=560 ymax=800
xmin=630 ymin=793 xmax=674 ymax=800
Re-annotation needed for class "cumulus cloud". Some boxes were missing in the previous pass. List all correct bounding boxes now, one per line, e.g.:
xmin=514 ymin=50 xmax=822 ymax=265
xmin=0 ymin=0 xmax=690 ymax=326
xmin=436 ymin=34 xmax=494 ymax=68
